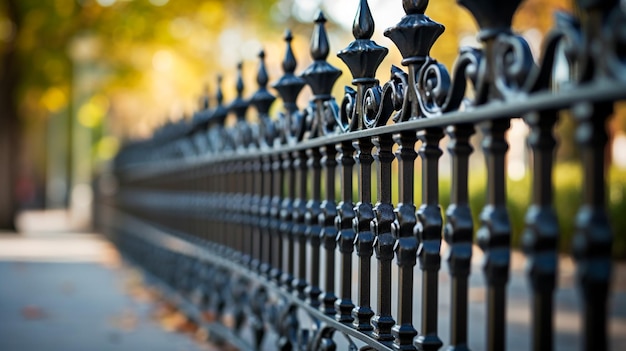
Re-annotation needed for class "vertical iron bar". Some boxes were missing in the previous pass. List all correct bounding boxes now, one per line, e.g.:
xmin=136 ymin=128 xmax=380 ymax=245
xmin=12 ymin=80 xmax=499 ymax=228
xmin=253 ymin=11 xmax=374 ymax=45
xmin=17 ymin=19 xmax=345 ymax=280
xmin=414 ymin=128 xmax=444 ymax=351
xmin=281 ymin=151 xmax=296 ymax=289
xmin=444 ymin=123 xmax=475 ymax=351
xmin=371 ymin=134 xmax=396 ymax=342
xmin=335 ymin=140 xmax=356 ymax=322
xmin=271 ymin=153 xmax=284 ymax=282
xmin=352 ymin=137 xmax=375 ymax=331
xmin=572 ymin=102 xmax=613 ymax=351
xmin=243 ymin=159 xmax=255 ymax=266
xmin=259 ymin=154 xmax=273 ymax=276
xmin=523 ymin=110 xmax=559 ymax=351
xmin=392 ymin=131 xmax=419 ymax=350
xmin=293 ymin=149 xmax=309 ymax=297
xmin=306 ymin=147 xmax=323 ymax=308
xmin=477 ymin=119 xmax=511 ymax=351
xmin=320 ymin=144 xmax=338 ymax=314
xmin=251 ymin=157 xmax=263 ymax=270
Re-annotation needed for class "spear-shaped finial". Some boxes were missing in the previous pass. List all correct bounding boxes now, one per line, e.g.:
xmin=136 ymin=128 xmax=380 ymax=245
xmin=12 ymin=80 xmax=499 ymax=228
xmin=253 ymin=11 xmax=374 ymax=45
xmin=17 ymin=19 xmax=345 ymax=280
xmin=311 ymin=11 xmax=330 ymax=61
xmin=236 ymin=62 xmax=244 ymax=98
xmin=338 ymin=0 xmax=388 ymax=81
xmin=251 ymin=49 xmax=276 ymax=116
xmin=457 ymin=0 xmax=523 ymax=38
xmin=200 ymin=84 xmax=210 ymax=110
xmin=272 ymin=29 xmax=306 ymax=143
xmin=257 ymin=50 xmax=269 ymax=88
xmin=301 ymin=11 xmax=342 ymax=97
xmin=403 ymin=0 xmax=429 ymax=14
xmin=353 ymin=0 xmax=375 ymax=40
xmin=384 ymin=0 xmax=444 ymax=63
xmin=216 ymin=75 xmax=224 ymax=106
xmin=282 ymin=29 xmax=297 ymax=74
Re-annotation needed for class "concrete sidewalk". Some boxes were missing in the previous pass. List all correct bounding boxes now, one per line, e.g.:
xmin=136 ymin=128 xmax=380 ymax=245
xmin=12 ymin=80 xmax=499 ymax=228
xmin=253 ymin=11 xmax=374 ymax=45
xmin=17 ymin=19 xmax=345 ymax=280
xmin=0 ymin=231 xmax=212 ymax=351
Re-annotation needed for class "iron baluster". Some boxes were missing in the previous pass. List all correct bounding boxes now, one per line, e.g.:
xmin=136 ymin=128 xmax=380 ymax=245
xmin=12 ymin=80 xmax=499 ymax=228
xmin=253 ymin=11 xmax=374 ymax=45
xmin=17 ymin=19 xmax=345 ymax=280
xmin=572 ymin=102 xmax=613 ymax=351
xmin=270 ymin=152 xmax=284 ymax=283
xmin=336 ymin=0 xmax=386 ymax=331
xmin=371 ymin=134 xmax=396 ymax=342
xmin=522 ymin=110 xmax=559 ymax=351
xmin=251 ymin=156 xmax=263 ymax=271
xmin=476 ymin=119 xmax=511 ymax=351
xmin=242 ymin=158 xmax=255 ymax=266
xmin=352 ymin=137 xmax=375 ymax=331
xmin=259 ymin=154 xmax=273 ymax=276
xmin=414 ymin=128 xmax=445 ymax=351
xmin=281 ymin=151 xmax=296 ymax=289
xmin=392 ymin=131 xmax=419 ymax=350
xmin=293 ymin=149 xmax=309 ymax=298
xmin=319 ymin=144 xmax=338 ymax=315
xmin=299 ymin=10 xmax=343 ymax=315
xmin=281 ymin=153 xmax=296 ymax=291
xmin=305 ymin=146 xmax=323 ymax=308
xmin=273 ymin=28 xmax=306 ymax=289
xmin=335 ymin=140 xmax=356 ymax=323
xmin=444 ymin=124 xmax=475 ymax=351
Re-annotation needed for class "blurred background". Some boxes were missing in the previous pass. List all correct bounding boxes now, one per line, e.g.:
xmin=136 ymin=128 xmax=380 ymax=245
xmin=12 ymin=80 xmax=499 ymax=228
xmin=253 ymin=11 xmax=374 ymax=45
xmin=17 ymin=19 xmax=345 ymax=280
xmin=0 ymin=0 xmax=625 ymax=256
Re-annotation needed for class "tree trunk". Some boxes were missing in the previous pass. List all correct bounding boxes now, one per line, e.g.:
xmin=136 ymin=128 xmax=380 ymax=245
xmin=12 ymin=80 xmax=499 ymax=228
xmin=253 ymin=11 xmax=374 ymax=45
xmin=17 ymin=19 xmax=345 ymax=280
xmin=0 ymin=0 xmax=20 ymax=230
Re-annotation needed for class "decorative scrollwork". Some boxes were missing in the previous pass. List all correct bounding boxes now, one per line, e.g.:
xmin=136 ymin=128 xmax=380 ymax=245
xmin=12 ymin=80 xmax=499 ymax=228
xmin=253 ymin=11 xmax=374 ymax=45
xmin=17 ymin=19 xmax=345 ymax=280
xmin=363 ymin=66 xmax=406 ymax=128
xmin=522 ymin=11 xmax=581 ymax=92
xmin=605 ymin=5 xmax=626 ymax=81
xmin=416 ymin=47 xmax=482 ymax=117
xmin=492 ymin=34 xmax=535 ymax=99
xmin=340 ymin=86 xmax=357 ymax=132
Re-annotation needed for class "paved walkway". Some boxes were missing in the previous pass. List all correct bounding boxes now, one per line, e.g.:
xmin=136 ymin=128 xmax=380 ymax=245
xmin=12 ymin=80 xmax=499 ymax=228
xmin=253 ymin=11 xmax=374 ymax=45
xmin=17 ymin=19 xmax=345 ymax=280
xmin=0 ymin=230 xmax=212 ymax=351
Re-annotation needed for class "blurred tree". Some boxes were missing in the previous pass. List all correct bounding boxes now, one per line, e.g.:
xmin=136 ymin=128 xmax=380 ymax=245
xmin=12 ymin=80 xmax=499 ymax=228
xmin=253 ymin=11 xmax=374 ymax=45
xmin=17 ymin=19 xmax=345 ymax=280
xmin=2 ymin=0 xmax=623 ymax=230
xmin=0 ymin=0 xmax=19 ymax=229
xmin=0 ymin=0 xmax=286 ymax=228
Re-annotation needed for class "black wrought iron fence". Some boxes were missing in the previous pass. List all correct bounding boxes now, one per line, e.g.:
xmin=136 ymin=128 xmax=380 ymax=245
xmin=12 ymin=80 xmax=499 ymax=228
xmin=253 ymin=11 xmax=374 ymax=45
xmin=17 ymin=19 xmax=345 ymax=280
xmin=96 ymin=0 xmax=626 ymax=350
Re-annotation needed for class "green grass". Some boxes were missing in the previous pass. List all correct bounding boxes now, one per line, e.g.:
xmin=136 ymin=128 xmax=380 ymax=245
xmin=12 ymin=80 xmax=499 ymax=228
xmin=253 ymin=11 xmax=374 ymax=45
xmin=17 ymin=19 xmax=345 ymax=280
xmin=435 ymin=163 xmax=626 ymax=259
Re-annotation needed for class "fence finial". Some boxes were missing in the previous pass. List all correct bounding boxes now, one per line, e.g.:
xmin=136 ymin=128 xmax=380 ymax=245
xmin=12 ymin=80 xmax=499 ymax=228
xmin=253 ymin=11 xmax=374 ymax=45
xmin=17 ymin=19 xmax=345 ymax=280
xmin=310 ymin=11 xmax=330 ymax=61
xmin=257 ymin=50 xmax=269 ymax=88
xmin=301 ymin=11 xmax=342 ymax=98
xmin=200 ymin=84 xmax=210 ymax=110
xmin=338 ymin=0 xmax=387 ymax=81
xmin=272 ymin=29 xmax=306 ymax=143
xmin=403 ymin=0 xmax=429 ymax=14
xmin=300 ymin=10 xmax=343 ymax=136
xmin=236 ymin=62 xmax=245 ymax=98
xmin=337 ymin=0 xmax=388 ymax=131
xmin=353 ymin=0 xmax=375 ymax=40
xmin=282 ymin=29 xmax=297 ymax=74
xmin=251 ymin=50 xmax=276 ymax=118
xmin=385 ymin=0 xmax=443 ymax=63
xmin=216 ymin=75 xmax=224 ymax=106
xmin=457 ymin=0 xmax=522 ymax=39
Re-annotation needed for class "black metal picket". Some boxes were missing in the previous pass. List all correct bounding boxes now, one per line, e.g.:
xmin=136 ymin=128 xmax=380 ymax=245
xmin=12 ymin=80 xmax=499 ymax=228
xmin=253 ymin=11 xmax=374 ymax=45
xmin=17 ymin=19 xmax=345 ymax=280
xmin=97 ymin=0 xmax=625 ymax=350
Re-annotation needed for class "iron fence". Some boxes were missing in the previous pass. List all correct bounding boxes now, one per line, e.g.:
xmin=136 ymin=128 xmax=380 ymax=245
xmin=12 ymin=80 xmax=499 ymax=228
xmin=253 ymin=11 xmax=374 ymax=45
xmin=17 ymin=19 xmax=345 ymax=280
xmin=97 ymin=0 xmax=626 ymax=350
